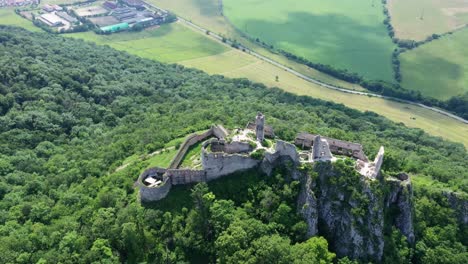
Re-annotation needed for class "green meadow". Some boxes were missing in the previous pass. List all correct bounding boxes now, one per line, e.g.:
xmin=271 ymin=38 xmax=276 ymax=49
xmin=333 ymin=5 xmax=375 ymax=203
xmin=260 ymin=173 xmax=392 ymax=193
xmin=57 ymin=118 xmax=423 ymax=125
xmin=400 ymin=28 xmax=468 ymax=100
xmin=223 ymin=0 xmax=396 ymax=82
xmin=67 ymin=23 xmax=228 ymax=63
xmin=0 ymin=9 xmax=40 ymax=32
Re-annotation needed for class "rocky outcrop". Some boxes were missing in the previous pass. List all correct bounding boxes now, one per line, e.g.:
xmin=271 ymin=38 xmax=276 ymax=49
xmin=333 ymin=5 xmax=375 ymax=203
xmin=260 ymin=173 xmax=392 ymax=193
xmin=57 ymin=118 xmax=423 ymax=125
xmin=386 ymin=177 xmax=415 ymax=244
xmin=297 ymin=162 xmax=415 ymax=262
xmin=312 ymin=162 xmax=385 ymax=261
xmin=297 ymin=171 xmax=318 ymax=237
xmin=445 ymin=191 xmax=468 ymax=226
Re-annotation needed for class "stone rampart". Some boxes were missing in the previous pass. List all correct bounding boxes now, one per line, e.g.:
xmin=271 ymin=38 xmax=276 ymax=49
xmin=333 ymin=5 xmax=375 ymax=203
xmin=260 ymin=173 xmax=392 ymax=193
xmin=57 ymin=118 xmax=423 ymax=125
xmin=168 ymin=125 xmax=228 ymax=169
xmin=138 ymin=167 xmax=172 ymax=202
xmin=202 ymin=150 xmax=260 ymax=180
xmin=167 ymin=169 xmax=206 ymax=185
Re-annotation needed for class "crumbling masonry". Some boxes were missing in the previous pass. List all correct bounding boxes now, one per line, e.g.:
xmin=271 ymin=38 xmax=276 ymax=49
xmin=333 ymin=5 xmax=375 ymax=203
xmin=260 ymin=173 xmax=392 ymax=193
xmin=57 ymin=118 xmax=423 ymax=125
xmin=138 ymin=113 xmax=386 ymax=202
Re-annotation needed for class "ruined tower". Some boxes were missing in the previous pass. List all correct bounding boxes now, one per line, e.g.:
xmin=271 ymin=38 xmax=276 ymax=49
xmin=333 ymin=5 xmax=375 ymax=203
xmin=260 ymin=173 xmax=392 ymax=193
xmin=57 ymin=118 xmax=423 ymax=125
xmin=312 ymin=135 xmax=333 ymax=161
xmin=371 ymin=146 xmax=385 ymax=179
xmin=255 ymin=112 xmax=265 ymax=142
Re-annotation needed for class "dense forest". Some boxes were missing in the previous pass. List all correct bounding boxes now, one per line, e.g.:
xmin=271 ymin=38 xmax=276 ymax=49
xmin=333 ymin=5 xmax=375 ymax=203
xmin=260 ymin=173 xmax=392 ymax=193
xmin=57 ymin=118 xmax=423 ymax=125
xmin=0 ymin=26 xmax=466 ymax=263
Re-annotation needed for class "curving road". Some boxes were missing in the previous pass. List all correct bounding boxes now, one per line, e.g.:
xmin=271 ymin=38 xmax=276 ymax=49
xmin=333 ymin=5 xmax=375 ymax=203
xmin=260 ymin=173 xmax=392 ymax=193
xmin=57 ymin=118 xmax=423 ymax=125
xmin=144 ymin=1 xmax=468 ymax=125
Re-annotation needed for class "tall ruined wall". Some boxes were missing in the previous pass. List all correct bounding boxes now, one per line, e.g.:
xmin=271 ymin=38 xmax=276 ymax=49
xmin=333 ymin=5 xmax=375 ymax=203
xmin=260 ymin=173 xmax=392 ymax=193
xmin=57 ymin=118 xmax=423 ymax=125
xmin=168 ymin=169 xmax=206 ymax=185
xmin=261 ymin=140 xmax=300 ymax=176
xmin=212 ymin=125 xmax=228 ymax=139
xmin=202 ymin=151 xmax=260 ymax=180
xmin=139 ymin=177 xmax=172 ymax=202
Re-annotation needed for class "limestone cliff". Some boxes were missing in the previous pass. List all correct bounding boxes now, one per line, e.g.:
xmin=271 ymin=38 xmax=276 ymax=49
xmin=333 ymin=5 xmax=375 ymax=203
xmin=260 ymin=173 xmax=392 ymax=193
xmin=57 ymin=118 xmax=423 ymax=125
xmin=295 ymin=161 xmax=415 ymax=262
xmin=445 ymin=191 xmax=468 ymax=226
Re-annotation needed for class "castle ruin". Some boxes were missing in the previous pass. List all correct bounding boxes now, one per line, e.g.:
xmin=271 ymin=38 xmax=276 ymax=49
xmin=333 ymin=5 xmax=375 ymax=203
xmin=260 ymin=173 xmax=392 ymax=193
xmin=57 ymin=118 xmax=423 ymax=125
xmin=137 ymin=113 xmax=386 ymax=202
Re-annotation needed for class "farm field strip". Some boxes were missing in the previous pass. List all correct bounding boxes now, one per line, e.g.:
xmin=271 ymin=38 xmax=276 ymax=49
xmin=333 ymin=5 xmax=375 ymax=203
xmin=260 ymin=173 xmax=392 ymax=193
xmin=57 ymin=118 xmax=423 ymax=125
xmin=66 ymin=23 xmax=228 ymax=63
xmin=400 ymin=27 xmax=468 ymax=100
xmin=388 ymin=0 xmax=468 ymax=41
xmin=149 ymin=0 xmax=367 ymax=92
xmin=223 ymin=0 xmax=396 ymax=82
xmin=0 ymin=8 xmax=467 ymax=147
xmin=0 ymin=8 xmax=40 ymax=32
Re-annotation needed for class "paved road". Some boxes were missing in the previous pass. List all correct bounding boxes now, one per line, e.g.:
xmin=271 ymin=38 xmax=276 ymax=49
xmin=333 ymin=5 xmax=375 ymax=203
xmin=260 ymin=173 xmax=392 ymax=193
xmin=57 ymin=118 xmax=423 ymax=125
xmin=144 ymin=1 xmax=468 ymax=125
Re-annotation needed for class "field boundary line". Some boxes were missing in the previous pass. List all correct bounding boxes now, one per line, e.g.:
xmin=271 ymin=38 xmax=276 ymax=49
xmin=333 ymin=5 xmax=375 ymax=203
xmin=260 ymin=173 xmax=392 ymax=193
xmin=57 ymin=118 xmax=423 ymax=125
xmin=142 ymin=1 xmax=468 ymax=125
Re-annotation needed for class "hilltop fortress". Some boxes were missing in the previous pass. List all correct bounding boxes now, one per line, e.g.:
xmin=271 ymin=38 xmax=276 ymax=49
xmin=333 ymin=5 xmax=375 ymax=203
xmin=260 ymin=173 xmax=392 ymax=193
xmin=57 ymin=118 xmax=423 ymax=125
xmin=138 ymin=113 xmax=385 ymax=202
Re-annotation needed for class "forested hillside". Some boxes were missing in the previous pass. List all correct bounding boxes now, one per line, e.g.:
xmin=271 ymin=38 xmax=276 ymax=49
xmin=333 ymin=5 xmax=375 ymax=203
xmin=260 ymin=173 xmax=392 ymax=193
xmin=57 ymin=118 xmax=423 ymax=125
xmin=0 ymin=26 xmax=466 ymax=263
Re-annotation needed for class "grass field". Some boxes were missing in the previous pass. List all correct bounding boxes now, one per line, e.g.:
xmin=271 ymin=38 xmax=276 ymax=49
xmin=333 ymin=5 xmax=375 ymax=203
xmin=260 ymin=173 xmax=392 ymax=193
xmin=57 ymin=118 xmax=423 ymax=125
xmin=388 ymin=0 xmax=468 ymax=41
xmin=223 ymin=0 xmax=396 ymax=82
xmin=1 ymin=8 xmax=467 ymax=147
xmin=0 ymin=9 xmax=40 ymax=32
xmin=180 ymin=141 xmax=204 ymax=169
xmin=150 ymin=0 xmax=367 ymax=91
xmin=67 ymin=23 xmax=228 ymax=63
xmin=400 ymin=28 xmax=468 ymax=100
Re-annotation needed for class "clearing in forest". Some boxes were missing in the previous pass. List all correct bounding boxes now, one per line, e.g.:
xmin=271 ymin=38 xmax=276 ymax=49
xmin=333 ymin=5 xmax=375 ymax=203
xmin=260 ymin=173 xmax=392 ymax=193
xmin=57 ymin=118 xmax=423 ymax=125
xmin=387 ymin=0 xmax=468 ymax=41
xmin=400 ymin=28 xmax=468 ymax=100
xmin=223 ymin=0 xmax=396 ymax=82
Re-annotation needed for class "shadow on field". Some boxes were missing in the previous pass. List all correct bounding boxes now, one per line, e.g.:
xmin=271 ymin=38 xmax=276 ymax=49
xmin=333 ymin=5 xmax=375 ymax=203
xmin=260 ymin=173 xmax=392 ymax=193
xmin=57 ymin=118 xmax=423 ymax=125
xmin=194 ymin=0 xmax=222 ymax=17
xmin=238 ymin=12 xmax=395 ymax=81
xmin=401 ymin=49 xmax=464 ymax=99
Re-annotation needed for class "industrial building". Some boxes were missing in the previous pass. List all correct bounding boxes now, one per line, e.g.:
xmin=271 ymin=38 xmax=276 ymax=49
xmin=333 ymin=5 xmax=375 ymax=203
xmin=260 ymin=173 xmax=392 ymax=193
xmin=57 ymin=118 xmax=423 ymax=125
xmin=39 ymin=13 xmax=64 ymax=27
xmin=100 ymin=22 xmax=129 ymax=33
xmin=56 ymin=12 xmax=77 ymax=23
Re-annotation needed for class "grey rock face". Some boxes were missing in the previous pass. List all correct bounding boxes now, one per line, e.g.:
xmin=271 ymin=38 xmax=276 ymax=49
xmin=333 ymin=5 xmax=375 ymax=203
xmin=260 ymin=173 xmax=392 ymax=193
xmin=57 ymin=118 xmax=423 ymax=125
xmin=298 ymin=163 xmax=415 ymax=262
xmin=386 ymin=177 xmax=415 ymax=244
xmin=445 ymin=191 xmax=468 ymax=226
xmin=312 ymin=162 xmax=385 ymax=261
xmin=297 ymin=172 xmax=319 ymax=237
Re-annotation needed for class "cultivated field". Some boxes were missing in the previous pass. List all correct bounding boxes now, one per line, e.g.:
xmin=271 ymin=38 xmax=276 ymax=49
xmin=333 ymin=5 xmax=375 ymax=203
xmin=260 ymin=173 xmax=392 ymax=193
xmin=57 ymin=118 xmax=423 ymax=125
xmin=180 ymin=47 xmax=468 ymax=147
xmin=0 ymin=9 xmax=40 ymax=32
xmin=223 ymin=0 xmax=396 ymax=82
xmin=150 ymin=0 xmax=366 ymax=91
xmin=400 ymin=28 xmax=468 ymax=100
xmin=0 ymin=9 xmax=467 ymax=146
xmin=67 ymin=23 xmax=229 ymax=63
xmin=388 ymin=0 xmax=468 ymax=41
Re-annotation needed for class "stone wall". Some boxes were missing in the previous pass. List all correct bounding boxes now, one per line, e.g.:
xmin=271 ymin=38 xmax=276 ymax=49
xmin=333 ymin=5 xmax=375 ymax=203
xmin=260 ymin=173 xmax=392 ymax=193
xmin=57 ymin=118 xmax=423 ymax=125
xmin=168 ymin=125 xmax=228 ymax=169
xmin=202 ymin=150 xmax=260 ymax=180
xmin=262 ymin=140 xmax=300 ymax=176
xmin=168 ymin=169 xmax=206 ymax=185
xmin=138 ymin=167 xmax=172 ymax=202
xmin=371 ymin=146 xmax=385 ymax=179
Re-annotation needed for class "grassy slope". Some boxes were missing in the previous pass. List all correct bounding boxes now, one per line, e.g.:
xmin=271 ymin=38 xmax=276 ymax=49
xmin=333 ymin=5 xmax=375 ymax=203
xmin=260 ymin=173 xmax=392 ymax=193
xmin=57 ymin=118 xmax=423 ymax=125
xmin=67 ymin=23 xmax=228 ymax=63
xmin=388 ymin=0 xmax=468 ymax=41
xmin=1 ymin=9 xmax=467 ymax=146
xmin=400 ymin=28 xmax=468 ymax=100
xmin=223 ymin=0 xmax=396 ymax=82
